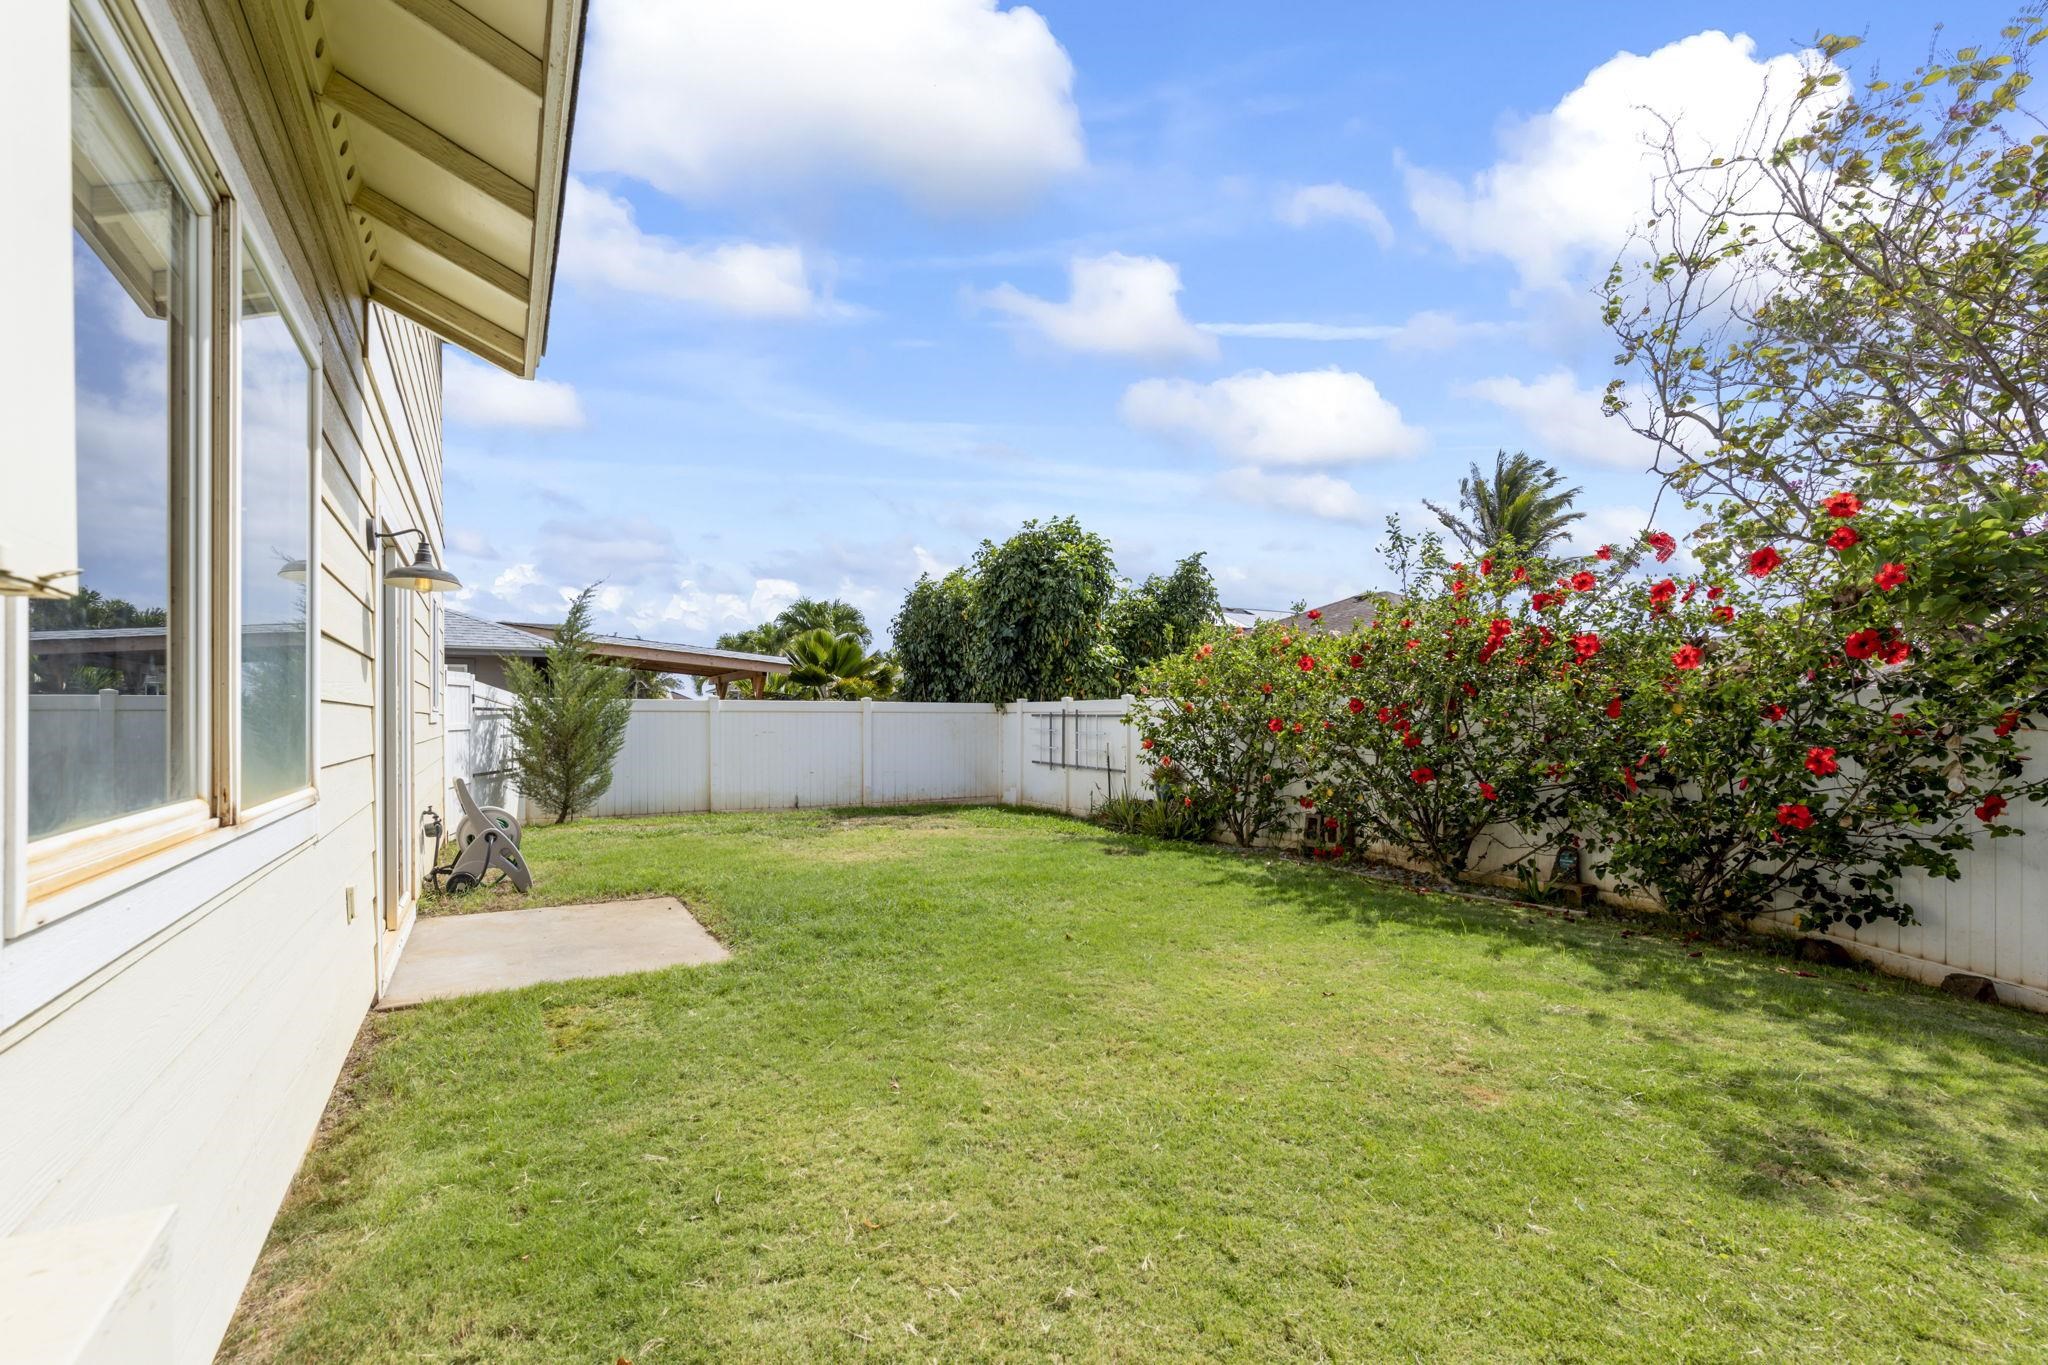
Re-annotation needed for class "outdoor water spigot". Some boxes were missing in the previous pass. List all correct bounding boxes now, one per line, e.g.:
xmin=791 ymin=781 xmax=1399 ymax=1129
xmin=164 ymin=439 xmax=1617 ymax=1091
xmin=421 ymin=807 xmax=443 ymax=841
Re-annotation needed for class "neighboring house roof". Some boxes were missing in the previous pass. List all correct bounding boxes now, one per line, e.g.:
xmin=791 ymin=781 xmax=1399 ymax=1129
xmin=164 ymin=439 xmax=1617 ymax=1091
xmin=1282 ymin=592 xmax=1392 ymax=634
xmin=1218 ymin=606 xmax=1289 ymax=631
xmin=307 ymin=0 xmax=588 ymax=375
xmin=443 ymin=609 xmax=548 ymax=657
xmin=444 ymin=609 xmax=791 ymax=681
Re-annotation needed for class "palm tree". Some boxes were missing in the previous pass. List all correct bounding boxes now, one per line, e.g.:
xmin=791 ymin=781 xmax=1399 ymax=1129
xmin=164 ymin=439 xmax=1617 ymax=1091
xmin=775 ymin=597 xmax=872 ymax=647
xmin=780 ymin=629 xmax=891 ymax=698
xmin=1424 ymin=450 xmax=1584 ymax=557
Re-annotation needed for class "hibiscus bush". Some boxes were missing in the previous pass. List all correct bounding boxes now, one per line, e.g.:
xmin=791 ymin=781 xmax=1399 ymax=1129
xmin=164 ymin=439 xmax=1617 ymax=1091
xmin=1131 ymin=621 xmax=1304 ymax=847
xmin=1293 ymin=525 xmax=1564 ymax=877
xmin=1545 ymin=515 xmax=2040 ymax=929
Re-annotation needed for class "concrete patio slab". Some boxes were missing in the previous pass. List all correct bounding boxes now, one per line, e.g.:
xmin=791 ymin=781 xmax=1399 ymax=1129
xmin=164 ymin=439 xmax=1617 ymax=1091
xmin=378 ymin=897 xmax=729 ymax=1009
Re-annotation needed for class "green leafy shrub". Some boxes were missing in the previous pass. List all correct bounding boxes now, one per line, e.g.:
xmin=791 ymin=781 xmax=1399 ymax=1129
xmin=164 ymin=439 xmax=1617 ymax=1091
xmin=1132 ymin=622 xmax=1304 ymax=848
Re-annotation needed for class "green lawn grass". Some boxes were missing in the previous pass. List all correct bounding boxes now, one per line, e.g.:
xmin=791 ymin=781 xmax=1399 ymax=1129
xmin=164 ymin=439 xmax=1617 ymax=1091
xmin=222 ymin=807 xmax=2048 ymax=1362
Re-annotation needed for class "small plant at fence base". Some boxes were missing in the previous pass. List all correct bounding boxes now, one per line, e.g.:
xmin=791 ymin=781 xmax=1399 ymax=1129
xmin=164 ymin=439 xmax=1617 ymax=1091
xmin=1130 ymin=622 xmax=1304 ymax=848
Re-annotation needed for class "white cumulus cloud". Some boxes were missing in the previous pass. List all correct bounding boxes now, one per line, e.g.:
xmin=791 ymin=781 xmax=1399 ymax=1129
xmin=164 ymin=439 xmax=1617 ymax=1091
xmin=1121 ymin=369 xmax=1425 ymax=467
xmin=1460 ymin=370 xmax=1651 ymax=470
xmin=1216 ymin=467 xmax=1376 ymax=525
xmin=444 ymin=354 xmax=585 ymax=429
xmin=978 ymin=253 xmax=1217 ymax=363
xmin=1403 ymin=30 xmax=1820 ymax=290
xmin=580 ymin=0 xmax=1084 ymax=215
xmin=561 ymin=179 xmax=834 ymax=319
xmin=1277 ymin=182 xmax=1394 ymax=246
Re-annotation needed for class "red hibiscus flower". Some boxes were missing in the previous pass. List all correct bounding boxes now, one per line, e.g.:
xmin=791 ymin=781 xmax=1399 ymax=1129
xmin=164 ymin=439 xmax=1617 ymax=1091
xmin=1705 ymin=584 xmax=1724 ymax=600
xmin=1672 ymin=644 xmax=1704 ymax=670
xmin=1348 ymin=653 xmax=1364 ymax=668
xmin=1569 ymin=570 xmax=1597 ymax=592
xmin=1402 ymin=732 xmax=1422 ymax=749
xmin=1596 ymin=544 xmax=1614 ymax=561
xmin=1995 ymin=710 xmax=2021 ymax=737
xmin=1747 ymin=546 xmax=1782 ymax=576
xmin=1511 ymin=566 xmax=1528 ymax=583
xmin=1645 ymin=531 xmax=1677 ymax=562
xmin=1977 ymin=793 xmax=2008 ymax=823
xmin=1267 ymin=716 xmax=1284 ymax=733
xmin=1183 ymin=701 xmax=1195 ymax=713
xmin=1823 ymin=491 xmax=1861 ymax=518
xmin=1307 ymin=608 xmax=1322 ymax=620
xmin=1347 ymin=697 xmax=1365 ymax=714
xmin=1480 ymin=556 xmax=1494 ymax=576
xmin=1648 ymin=578 xmax=1678 ymax=605
xmin=1571 ymin=633 xmax=1601 ymax=661
xmin=1530 ymin=591 xmax=1556 ymax=611
xmin=1712 ymin=605 xmax=1735 ymax=622
xmin=1324 ymin=816 xmax=1339 ymax=830
xmin=1882 ymin=636 xmax=1911 ymax=666
xmin=1621 ymin=763 xmax=1639 ymax=792
xmin=1776 ymin=803 xmax=1814 ymax=830
xmin=1761 ymin=703 xmax=1787 ymax=722
xmin=1299 ymin=796 xmax=1315 ymax=810
xmin=1826 ymin=525 xmax=1859 ymax=552
xmin=1874 ymin=562 xmax=1909 ymax=592
xmin=1260 ymin=682 xmax=1274 ymax=695
xmin=1298 ymin=654 xmax=1318 ymax=672
xmin=1478 ymin=781 xmax=1498 ymax=802
xmin=1140 ymin=738 xmax=1154 ymax=749
xmin=1605 ymin=696 xmax=1623 ymax=719
xmin=1159 ymin=755 xmax=1172 ymax=767
xmin=1844 ymin=629 xmax=1882 ymax=660
xmin=1805 ymin=746 xmax=1839 ymax=777
xmin=1410 ymin=766 xmax=1435 ymax=784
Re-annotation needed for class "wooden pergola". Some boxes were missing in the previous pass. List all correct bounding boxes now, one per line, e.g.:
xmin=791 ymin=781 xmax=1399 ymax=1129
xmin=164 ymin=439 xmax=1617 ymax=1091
xmin=499 ymin=623 xmax=789 ymax=698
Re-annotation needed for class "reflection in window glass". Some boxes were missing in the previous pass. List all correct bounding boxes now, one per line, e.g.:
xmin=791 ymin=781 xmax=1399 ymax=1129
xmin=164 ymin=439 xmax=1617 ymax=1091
xmin=28 ymin=27 xmax=201 ymax=840
xmin=239 ymin=257 xmax=313 ymax=806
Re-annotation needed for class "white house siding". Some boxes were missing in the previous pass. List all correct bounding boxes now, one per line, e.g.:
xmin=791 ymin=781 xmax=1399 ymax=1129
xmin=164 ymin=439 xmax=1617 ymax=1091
xmin=0 ymin=0 xmax=447 ymax=1358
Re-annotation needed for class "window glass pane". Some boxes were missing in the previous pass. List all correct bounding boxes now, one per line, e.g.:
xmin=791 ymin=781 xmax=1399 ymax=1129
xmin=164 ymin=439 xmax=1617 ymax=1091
xmin=28 ymin=27 xmax=201 ymax=840
xmin=239 ymin=255 xmax=313 ymax=805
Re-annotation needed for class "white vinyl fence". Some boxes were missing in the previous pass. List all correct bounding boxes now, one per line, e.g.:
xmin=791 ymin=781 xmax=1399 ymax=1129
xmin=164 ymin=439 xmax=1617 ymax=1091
xmin=456 ymin=680 xmax=2048 ymax=1009
xmin=444 ymin=669 xmax=520 ymax=818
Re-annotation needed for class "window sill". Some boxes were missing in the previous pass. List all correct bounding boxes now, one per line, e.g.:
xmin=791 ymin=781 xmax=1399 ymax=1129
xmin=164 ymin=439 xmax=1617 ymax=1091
xmin=1 ymin=795 xmax=318 ymax=1037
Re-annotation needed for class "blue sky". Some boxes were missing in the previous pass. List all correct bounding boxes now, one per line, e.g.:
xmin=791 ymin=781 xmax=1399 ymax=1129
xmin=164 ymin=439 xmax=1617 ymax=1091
xmin=441 ymin=0 xmax=2011 ymax=644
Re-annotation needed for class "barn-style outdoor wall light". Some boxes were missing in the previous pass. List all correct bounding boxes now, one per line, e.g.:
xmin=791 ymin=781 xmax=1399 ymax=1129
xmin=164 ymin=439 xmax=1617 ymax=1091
xmin=367 ymin=520 xmax=463 ymax=593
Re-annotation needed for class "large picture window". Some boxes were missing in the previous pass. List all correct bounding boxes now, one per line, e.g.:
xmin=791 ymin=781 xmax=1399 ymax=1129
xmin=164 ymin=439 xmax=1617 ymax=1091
xmin=19 ymin=5 xmax=321 ymax=918
xmin=237 ymin=251 xmax=315 ymax=808
xmin=27 ymin=22 xmax=207 ymax=842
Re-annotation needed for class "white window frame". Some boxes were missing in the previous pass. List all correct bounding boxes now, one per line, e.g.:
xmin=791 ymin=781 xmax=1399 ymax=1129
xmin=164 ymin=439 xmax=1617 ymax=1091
xmin=1 ymin=0 xmax=321 ymax=964
xmin=226 ymin=225 xmax=323 ymax=827
xmin=21 ymin=0 xmax=220 ymax=915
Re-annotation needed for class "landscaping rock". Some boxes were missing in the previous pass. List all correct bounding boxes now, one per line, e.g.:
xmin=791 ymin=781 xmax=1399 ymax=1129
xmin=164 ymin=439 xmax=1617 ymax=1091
xmin=1939 ymin=973 xmax=1999 ymax=1004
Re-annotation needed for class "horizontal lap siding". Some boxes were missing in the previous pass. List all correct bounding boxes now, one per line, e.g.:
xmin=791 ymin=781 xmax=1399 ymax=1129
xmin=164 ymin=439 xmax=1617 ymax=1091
xmin=0 ymin=1 xmax=453 ymax=1361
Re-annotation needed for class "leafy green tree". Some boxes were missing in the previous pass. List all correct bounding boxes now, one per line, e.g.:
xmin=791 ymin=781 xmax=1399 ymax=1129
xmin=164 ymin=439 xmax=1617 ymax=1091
xmin=1423 ymin=451 xmax=1585 ymax=559
xmin=892 ymin=570 xmax=978 ymax=702
xmin=968 ymin=516 xmax=1120 ymax=701
xmin=1606 ymin=18 xmax=2048 ymax=725
xmin=1110 ymin=552 xmax=1221 ymax=688
xmin=505 ymin=587 xmax=634 ymax=825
